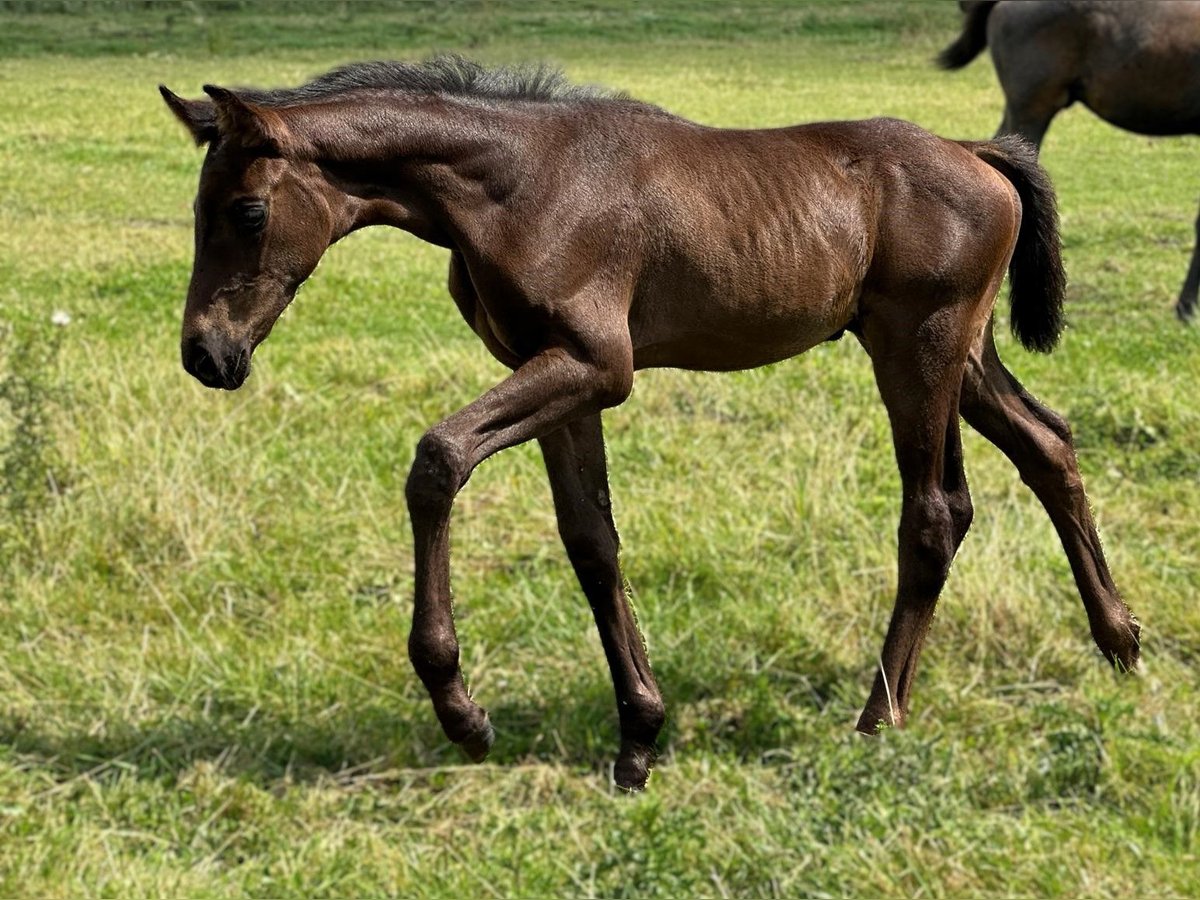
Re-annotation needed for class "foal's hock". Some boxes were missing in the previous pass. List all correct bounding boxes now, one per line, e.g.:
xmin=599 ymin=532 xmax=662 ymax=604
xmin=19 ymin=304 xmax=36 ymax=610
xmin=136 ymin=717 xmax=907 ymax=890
xmin=162 ymin=56 xmax=1140 ymax=791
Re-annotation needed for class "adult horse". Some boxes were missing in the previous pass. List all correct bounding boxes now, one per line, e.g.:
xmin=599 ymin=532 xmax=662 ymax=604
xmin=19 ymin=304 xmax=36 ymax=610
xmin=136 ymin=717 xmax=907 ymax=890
xmin=160 ymin=56 xmax=1140 ymax=791
xmin=940 ymin=0 xmax=1200 ymax=321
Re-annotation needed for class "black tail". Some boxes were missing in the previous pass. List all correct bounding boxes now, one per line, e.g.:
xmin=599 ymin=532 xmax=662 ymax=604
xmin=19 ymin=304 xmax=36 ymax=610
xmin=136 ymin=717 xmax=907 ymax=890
xmin=971 ymin=136 xmax=1066 ymax=353
xmin=936 ymin=1 xmax=997 ymax=70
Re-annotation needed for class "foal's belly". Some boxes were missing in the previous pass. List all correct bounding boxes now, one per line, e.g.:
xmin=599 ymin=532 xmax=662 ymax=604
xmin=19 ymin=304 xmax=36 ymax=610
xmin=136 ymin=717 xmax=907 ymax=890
xmin=628 ymin=278 xmax=859 ymax=372
xmin=631 ymin=328 xmax=843 ymax=372
xmin=627 ymin=171 xmax=868 ymax=371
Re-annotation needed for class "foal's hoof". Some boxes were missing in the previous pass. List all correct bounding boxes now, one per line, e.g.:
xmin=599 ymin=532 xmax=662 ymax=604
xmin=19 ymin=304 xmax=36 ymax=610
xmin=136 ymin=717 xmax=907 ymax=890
xmin=855 ymin=705 xmax=900 ymax=736
xmin=1104 ymin=618 xmax=1142 ymax=674
xmin=1176 ymin=300 xmax=1196 ymax=323
xmin=613 ymin=740 xmax=657 ymax=792
xmin=454 ymin=716 xmax=495 ymax=763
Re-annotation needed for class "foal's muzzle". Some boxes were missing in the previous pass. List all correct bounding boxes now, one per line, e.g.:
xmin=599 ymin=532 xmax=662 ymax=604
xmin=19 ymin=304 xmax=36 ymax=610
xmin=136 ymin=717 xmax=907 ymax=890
xmin=182 ymin=336 xmax=250 ymax=390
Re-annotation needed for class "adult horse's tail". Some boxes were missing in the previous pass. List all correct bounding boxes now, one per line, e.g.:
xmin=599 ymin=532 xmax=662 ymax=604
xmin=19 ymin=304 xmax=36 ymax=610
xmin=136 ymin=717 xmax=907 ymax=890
xmin=971 ymin=135 xmax=1066 ymax=353
xmin=937 ymin=1 xmax=998 ymax=70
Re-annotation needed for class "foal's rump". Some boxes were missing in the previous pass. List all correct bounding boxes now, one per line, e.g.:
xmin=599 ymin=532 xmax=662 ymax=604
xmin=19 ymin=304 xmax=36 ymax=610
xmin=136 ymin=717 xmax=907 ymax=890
xmin=834 ymin=119 xmax=1062 ymax=351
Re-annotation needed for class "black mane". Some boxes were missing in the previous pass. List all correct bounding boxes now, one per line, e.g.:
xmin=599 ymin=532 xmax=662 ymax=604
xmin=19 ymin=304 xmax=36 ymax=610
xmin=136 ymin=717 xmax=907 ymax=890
xmin=238 ymin=54 xmax=664 ymax=113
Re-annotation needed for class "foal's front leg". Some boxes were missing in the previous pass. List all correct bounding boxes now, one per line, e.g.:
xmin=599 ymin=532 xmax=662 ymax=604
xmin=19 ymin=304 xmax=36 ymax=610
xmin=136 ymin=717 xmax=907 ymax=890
xmin=406 ymin=340 xmax=633 ymax=762
xmin=539 ymin=414 xmax=665 ymax=791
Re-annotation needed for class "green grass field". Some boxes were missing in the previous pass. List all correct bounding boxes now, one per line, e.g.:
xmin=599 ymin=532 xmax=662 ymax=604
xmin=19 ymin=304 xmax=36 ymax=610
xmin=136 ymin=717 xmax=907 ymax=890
xmin=1 ymin=2 xmax=1198 ymax=895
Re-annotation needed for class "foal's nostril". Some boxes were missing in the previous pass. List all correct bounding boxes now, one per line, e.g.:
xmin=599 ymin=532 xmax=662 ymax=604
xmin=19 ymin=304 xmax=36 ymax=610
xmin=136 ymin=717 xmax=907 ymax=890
xmin=182 ymin=337 xmax=251 ymax=390
xmin=224 ymin=347 xmax=251 ymax=390
xmin=231 ymin=348 xmax=249 ymax=382
xmin=195 ymin=349 xmax=220 ymax=382
xmin=183 ymin=339 xmax=223 ymax=388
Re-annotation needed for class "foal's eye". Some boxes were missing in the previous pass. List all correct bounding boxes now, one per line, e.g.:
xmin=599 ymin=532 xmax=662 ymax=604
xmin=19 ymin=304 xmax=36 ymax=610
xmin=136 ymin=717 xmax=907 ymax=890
xmin=231 ymin=199 xmax=268 ymax=234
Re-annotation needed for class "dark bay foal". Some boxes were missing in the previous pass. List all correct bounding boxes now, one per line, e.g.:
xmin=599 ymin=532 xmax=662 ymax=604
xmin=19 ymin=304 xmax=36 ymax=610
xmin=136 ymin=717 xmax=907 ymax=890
xmin=161 ymin=56 xmax=1140 ymax=790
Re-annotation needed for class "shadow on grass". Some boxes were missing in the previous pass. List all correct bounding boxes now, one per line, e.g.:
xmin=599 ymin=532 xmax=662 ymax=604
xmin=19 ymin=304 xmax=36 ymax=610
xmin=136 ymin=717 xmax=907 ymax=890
xmin=0 ymin=640 xmax=866 ymax=788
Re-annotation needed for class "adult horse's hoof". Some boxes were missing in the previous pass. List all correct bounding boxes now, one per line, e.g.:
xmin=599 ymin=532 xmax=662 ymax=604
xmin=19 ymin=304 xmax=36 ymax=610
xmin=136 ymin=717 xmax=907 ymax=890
xmin=613 ymin=740 xmax=657 ymax=792
xmin=455 ymin=716 xmax=495 ymax=763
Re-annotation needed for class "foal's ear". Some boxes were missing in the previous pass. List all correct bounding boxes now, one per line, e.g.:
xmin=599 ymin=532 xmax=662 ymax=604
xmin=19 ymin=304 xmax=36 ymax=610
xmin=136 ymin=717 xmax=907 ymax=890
xmin=202 ymin=85 xmax=292 ymax=156
xmin=159 ymin=85 xmax=218 ymax=146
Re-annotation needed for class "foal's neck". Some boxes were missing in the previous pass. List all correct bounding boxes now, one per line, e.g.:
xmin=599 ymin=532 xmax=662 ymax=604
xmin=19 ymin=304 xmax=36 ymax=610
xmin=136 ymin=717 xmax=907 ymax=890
xmin=291 ymin=96 xmax=530 ymax=247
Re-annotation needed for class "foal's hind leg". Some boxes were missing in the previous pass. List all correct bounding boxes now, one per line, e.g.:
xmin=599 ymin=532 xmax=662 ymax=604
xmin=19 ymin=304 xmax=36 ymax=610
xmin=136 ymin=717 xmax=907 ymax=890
xmin=859 ymin=404 xmax=974 ymax=730
xmin=539 ymin=414 xmax=665 ymax=791
xmin=959 ymin=321 xmax=1140 ymax=667
xmin=856 ymin=312 xmax=975 ymax=734
xmin=943 ymin=403 xmax=975 ymax=548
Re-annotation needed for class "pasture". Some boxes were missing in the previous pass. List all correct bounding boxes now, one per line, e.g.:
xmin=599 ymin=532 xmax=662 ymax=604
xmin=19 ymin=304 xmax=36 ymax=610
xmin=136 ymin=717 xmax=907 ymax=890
xmin=1 ymin=2 xmax=1197 ymax=895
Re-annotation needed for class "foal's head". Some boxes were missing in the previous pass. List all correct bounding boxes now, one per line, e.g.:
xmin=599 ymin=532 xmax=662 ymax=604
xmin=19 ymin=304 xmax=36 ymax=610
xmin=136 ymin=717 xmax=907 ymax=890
xmin=161 ymin=85 xmax=347 ymax=390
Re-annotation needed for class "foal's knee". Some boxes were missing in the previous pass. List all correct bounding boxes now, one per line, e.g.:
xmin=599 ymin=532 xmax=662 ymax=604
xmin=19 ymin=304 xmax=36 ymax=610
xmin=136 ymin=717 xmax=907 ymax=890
xmin=405 ymin=428 xmax=467 ymax=517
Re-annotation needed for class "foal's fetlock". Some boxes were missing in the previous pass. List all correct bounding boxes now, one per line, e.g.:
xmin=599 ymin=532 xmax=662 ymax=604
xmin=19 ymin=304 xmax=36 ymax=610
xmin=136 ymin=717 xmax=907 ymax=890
xmin=453 ymin=713 xmax=496 ymax=763
xmin=855 ymin=706 xmax=900 ymax=736
xmin=435 ymin=698 xmax=495 ymax=763
xmin=613 ymin=738 xmax=658 ymax=792
xmin=1098 ymin=616 xmax=1141 ymax=673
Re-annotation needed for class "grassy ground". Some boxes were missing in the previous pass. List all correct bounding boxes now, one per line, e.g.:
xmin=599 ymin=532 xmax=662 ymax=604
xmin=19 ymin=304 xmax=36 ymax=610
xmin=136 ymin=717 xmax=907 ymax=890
xmin=1 ymin=2 xmax=1198 ymax=895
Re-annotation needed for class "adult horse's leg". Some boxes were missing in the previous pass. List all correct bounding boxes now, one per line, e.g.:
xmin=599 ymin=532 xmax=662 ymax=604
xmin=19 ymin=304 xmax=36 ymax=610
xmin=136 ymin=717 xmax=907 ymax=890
xmin=1176 ymin=202 xmax=1200 ymax=322
xmin=855 ymin=309 xmax=975 ymax=734
xmin=406 ymin=328 xmax=634 ymax=761
xmin=991 ymin=34 xmax=1069 ymax=151
xmin=959 ymin=321 xmax=1141 ymax=667
xmin=539 ymin=414 xmax=665 ymax=790
xmin=996 ymin=104 xmax=1053 ymax=151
